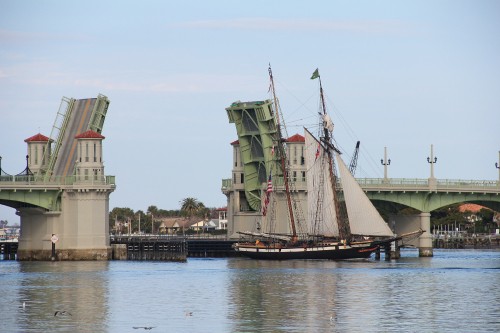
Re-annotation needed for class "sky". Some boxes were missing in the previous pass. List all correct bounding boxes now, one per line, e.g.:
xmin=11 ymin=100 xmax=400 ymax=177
xmin=1 ymin=0 xmax=499 ymax=224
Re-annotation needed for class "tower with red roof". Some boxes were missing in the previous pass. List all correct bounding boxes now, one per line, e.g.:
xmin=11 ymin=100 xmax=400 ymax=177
xmin=74 ymin=130 xmax=105 ymax=183
xmin=24 ymin=133 xmax=53 ymax=175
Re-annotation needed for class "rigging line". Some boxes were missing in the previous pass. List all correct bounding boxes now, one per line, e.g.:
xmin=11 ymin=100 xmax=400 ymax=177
xmin=273 ymin=78 xmax=318 ymax=119
xmin=284 ymin=114 xmax=318 ymax=126
xmin=359 ymin=149 xmax=384 ymax=178
xmin=356 ymin=146 xmax=384 ymax=178
xmin=323 ymin=92 xmax=359 ymax=144
xmin=322 ymin=91 xmax=383 ymax=178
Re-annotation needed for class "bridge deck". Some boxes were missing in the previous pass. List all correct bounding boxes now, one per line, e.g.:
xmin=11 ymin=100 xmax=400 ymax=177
xmin=52 ymin=98 xmax=96 ymax=178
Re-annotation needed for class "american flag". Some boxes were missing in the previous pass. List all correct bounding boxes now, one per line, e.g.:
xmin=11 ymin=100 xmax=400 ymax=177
xmin=262 ymin=174 xmax=272 ymax=216
xmin=266 ymin=174 xmax=273 ymax=193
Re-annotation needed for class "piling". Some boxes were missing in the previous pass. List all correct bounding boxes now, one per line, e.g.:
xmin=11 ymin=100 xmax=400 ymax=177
xmin=0 ymin=242 xmax=18 ymax=260
xmin=384 ymin=243 xmax=391 ymax=261
xmin=111 ymin=244 xmax=127 ymax=260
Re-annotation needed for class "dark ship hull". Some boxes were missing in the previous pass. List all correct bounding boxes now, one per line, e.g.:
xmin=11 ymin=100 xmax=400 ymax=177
xmin=234 ymin=241 xmax=380 ymax=260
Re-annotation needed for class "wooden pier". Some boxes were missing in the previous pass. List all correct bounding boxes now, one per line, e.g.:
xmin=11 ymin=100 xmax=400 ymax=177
xmin=111 ymin=236 xmax=187 ymax=261
xmin=0 ymin=241 xmax=18 ymax=260
xmin=110 ymin=235 xmax=240 ymax=261
xmin=433 ymin=233 xmax=500 ymax=249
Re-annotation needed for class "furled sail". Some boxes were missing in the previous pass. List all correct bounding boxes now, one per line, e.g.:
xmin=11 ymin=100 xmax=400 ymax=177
xmin=336 ymin=154 xmax=394 ymax=237
xmin=304 ymin=129 xmax=339 ymax=237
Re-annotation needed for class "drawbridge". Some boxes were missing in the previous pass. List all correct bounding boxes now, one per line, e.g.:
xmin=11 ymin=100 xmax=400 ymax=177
xmin=0 ymin=94 xmax=111 ymax=211
xmin=42 ymin=94 xmax=109 ymax=181
xmin=0 ymin=94 xmax=115 ymax=260
xmin=226 ymin=100 xmax=282 ymax=211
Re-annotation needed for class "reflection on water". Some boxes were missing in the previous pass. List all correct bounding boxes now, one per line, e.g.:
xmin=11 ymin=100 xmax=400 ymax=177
xmin=226 ymin=260 xmax=343 ymax=333
xmin=3 ymin=262 xmax=110 ymax=332
xmin=0 ymin=250 xmax=499 ymax=333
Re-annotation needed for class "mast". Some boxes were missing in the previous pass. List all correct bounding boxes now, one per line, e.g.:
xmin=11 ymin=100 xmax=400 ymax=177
xmin=313 ymin=69 xmax=351 ymax=241
xmin=268 ymin=65 xmax=297 ymax=241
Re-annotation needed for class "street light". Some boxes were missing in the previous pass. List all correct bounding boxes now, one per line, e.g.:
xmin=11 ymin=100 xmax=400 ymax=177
xmin=147 ymin=211 xmax=154 ymax=235
xmin=427 ymin=144 xmax=437 ymax=179
xmin=495 ymin=151 xmax=500 ymax=182
xmin=380 ymin=146 xmax=391 ymax=180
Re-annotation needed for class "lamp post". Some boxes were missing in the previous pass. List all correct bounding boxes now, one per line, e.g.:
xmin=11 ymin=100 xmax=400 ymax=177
xmin=427 ymin=144 xmax=437 ymax=179
xmin=380 ymin=146 xmax=391 ymax=181
xmin=495 ymin=151 xmax=500 ymax=183
xmin=147 ymin=211 xmax=154 ymax=235
xmin=138 ymin=213 xmax=141 ymax=234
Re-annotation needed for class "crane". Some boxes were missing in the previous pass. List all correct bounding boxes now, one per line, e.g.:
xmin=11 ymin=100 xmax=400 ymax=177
xmin=349 ymin=141 xmax=360 ymax=176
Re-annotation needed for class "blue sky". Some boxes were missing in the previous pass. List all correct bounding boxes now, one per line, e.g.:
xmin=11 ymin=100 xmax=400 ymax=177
xmin=1 ymin=0 xmax=499 ymax=224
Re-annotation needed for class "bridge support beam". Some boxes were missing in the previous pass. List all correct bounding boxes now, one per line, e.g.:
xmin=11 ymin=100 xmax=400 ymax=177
xmin=418 ymin=212 xmax=433 ymax=257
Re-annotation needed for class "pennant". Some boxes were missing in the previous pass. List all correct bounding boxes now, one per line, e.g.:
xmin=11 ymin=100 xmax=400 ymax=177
xmin=310 ymin=68 xmax=320 ymax=80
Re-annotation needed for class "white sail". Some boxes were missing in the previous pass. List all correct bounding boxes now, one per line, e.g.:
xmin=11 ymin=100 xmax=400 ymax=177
xmin=304 ymin=129 xmax=339 ymax=237
xmin=335 ymin=154 xmax=394 ymax=237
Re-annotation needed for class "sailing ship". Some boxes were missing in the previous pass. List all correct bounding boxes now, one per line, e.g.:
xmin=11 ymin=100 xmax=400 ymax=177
xmin=233 ymin=67 xmax=423 ymax=260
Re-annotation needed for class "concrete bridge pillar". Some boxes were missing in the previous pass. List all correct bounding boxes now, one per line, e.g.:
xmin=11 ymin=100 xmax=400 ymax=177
xmin=418 ymin=212 xmax=433 ymax=257
xmin=389 ymin=213 xmax=433 ymax=257
xmin=17 ymin=208 xmax=60 ymax=260
xmin=17 ymin=188 xmax=113 ymax=260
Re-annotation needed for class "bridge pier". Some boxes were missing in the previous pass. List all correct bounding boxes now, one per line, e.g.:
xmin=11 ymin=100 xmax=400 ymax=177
xmin=17 ymin=188 xmax=113 ymax=261
xmin=389 ymin=213 xmax=433 ymax=257
xmin=418 ymin=212 xmax=433 ymax=257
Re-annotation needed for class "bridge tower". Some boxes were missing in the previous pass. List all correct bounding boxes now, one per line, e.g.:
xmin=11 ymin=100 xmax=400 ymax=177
xmin=25 ymin=133 xmax=53 ymax=175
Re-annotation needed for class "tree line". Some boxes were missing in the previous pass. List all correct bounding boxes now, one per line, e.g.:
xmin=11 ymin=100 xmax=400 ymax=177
xmin=110 ymin=197 xmax=219 ymax=234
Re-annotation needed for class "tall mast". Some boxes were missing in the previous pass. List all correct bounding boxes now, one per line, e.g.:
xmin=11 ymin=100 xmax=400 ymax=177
xmin=314 ymin=70 xmax=351 ymax=241
xmin=268 ymin=65 xmax=297 ymax=241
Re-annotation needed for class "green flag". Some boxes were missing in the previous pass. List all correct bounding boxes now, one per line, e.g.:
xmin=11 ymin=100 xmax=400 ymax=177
xmin=310 ymin=68 xmax=320 ymax=80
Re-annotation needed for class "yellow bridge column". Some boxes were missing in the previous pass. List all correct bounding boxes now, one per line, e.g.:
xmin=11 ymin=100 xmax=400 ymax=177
xmin=418 ymin=212 xmax=433 ymax=257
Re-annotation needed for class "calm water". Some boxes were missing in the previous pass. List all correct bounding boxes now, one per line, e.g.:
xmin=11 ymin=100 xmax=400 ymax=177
xmin=0 ymin=249 xmax=499 ymax=333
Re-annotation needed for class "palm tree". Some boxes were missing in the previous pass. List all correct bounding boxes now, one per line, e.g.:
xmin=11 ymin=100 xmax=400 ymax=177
xmin=180 ymin=197 xmax=201 ymax=218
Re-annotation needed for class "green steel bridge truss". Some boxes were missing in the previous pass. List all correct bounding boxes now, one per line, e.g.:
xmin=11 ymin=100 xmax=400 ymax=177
xmin=226 ymin=100 xmax=282 ymax=211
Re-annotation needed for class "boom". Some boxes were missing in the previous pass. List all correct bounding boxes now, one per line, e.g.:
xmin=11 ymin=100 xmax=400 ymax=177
xmin=349 ymin=141 xmax=360 ymax=176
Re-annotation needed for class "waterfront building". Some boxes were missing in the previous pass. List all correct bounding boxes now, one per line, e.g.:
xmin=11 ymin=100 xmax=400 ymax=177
xmin=216 ymin=207 xmax=228 ymax=230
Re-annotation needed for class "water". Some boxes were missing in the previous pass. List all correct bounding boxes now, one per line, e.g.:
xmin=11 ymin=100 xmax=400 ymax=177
xmin=1 ymin=249 xmax=499 ymax=333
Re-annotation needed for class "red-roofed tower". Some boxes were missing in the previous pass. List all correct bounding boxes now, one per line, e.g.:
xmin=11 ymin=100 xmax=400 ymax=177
xmin=24 ymin=133 xmax=53 ymax=175
xmin=74 ymin=130 xmax=105 ymax=182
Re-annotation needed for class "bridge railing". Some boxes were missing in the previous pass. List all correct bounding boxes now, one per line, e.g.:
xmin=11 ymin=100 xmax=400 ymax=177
xmin=0 ymin=175 xmax=116 ymax=186
xmin=357 ymin=178 xmax=499 ymax=190
xmin=222 ymin=177 xmax=499 ymax=192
